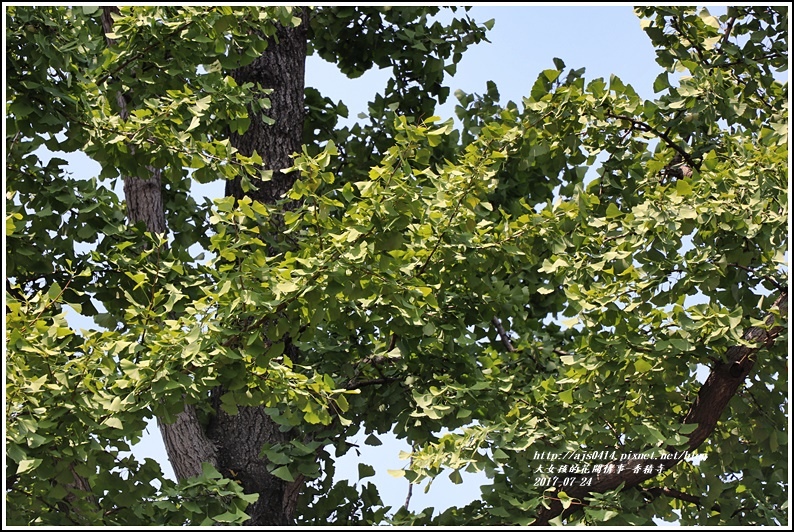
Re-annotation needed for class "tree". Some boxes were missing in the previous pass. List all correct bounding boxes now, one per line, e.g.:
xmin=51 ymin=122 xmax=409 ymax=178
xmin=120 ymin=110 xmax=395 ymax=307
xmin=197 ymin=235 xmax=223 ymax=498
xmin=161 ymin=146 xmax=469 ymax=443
xmin=5 ymin=5 xmax=788 ymax=526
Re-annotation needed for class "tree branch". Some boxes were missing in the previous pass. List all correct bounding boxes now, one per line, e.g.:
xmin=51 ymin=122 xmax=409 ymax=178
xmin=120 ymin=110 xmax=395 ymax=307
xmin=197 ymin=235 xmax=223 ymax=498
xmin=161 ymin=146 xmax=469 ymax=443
xmin=403 ymin=478 xmax=414 ymax=511
xmin=643 ymin=486 xmax=705 ymax=507
xmin=717 ymin=16 xmax=737 ymax=52
xmin=492 ymin=316 xmax=516 ymax=352
xmin=728 ymin=262 xmax=785 ymax=291
xmin=670 ymin=15 xmax=706 ymax=64
xmin=605 ymin=112 xmax=697 ymax=171
xmin=403 ymin=453 xmax=415 ymax=511
xmin=100 ymin=5 xmax=218 ymax=485
xmin=531 ymin=290 xmax=787 ymax=525
xmin=345 ymin=376 xmax=402 ymax=390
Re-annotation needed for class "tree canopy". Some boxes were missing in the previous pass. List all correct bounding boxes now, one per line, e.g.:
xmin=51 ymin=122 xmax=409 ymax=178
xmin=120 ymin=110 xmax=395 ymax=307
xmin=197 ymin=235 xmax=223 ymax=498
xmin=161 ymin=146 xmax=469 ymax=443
xmin=5 ymin=5 xmax=789 ymax=526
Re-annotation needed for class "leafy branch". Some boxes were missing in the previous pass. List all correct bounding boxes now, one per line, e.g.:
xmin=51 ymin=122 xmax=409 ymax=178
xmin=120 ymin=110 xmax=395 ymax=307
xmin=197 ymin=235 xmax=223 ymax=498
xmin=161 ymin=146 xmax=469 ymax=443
xmin=728 ymin=262 xmax=785 ymax=291
xmin=605 ymin=112 xmax=697 ymax=170
xmin=716 ymin=15 xmax=736 ymax=51
xmin=20 ymin=275 xmax=73 ymax=334
xmin=531 ymin=290 xmax=788 ymax=525
xmin=344 ymin=376 xmax=402 ymax=391
xmin=97 ymin=7 xmax=192 ymax=87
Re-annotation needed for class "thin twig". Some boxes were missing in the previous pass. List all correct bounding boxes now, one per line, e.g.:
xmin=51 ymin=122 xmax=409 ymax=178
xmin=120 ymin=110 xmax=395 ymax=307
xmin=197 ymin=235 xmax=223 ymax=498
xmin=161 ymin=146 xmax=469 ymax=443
xmin=605 ymin=112 xmax=697 ymax=170
xmin=344 ymin=376 xmax=402 ymax=390
xmin=717 ymin=16 xmax=737 ymax=52
xmin=403 ymin=453 xmax=415 ymax=511
xmin=403 ymin=480 xmax=413 ymax=511
xmin=492 ymin=316 xmax=516 ymax=352
xmin=728 ymin=262 xmax=785 ymax=291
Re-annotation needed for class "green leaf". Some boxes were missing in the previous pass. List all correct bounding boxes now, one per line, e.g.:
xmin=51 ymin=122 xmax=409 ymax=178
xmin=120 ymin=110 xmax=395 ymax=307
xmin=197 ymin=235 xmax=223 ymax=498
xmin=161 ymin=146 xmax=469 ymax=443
xmin=103 ymin=416 xmax=124 ymax=430
xmin=605 ymin=203 xmax=621 ymax=218
xmin=559 ymin=389 xmax=574 ymax=404
xmin=186 ymin=115 xmax=201 ymax=132
xmin=634 ymin=359 xmax=653 ymax=373
xmin=304 ymin=410 xmax=322 ymax=424
xmin=358 ymin=463 xmax=376 ymax=480
xmin=335 ymin=394 xmax=349 ymax=412
xmin=276 ymin=280 xmax=299 ymax=295
xmin=47 ymin=282 xmax=62 ymax=300
xmin=220 ymin=393 xmax=239 ymax=416
xmin=271 ymin=465 xmax=295 ymax=482
xmin=675 ymin=179 xmax=693 ymax=196
xmin=653 ymin=72 xmax=669 ymax=92
xmin=543 ymin=69 xmax=560 ymax=82
xmin=16 ymin=458 xmax=42 ymax=475
xmin=364 ymin=434 xmax=382 ymax=446
xmin=559 ymin=491 xmax=572 ymax=509
xmin=679 ymin=423 xmax=699 ymax=435
xmin=212 ymin=511 xmax=248 ymax=524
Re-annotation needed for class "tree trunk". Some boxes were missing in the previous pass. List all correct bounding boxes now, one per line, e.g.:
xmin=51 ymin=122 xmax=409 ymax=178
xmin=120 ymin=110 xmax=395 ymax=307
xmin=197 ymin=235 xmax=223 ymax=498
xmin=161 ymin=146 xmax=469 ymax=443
xmin=101 ymin=1 xmax=220 ymax=507
xmin=102 ymin=6 xmax=310 ymax=524
xmin=210 ymin=8 xmax=310 ymax=525
xmin=101 ymin=7 xmax=167 ymax=236
xmin=93 ymin=6 xmax=220 ymax=512
xmin=225 ymin=9 xmax=308 ymax=207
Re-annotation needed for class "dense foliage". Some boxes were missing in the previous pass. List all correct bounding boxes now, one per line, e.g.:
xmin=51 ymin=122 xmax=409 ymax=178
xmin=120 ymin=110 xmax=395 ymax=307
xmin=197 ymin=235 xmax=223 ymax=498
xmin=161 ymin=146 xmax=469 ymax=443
xmin=6 ymin=5 xmax=788 ymax=526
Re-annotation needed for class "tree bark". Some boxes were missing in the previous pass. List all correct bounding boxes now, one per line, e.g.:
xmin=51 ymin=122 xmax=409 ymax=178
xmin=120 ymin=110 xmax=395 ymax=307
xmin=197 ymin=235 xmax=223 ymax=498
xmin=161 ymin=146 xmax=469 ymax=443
xmin=225 ymin=9 xmax=308 ymax=208
xmin=102 ymin=6 xmax=310 ymax=525
xmin=101 ymin=7 xmax=167 ymax=235
xmin=210 ymin=8 xmax=310 ymax=525
xmin=101 ymin=1 xmax=219 ymax=495
xmin=531 ymin=290 xmax=788 ymax=525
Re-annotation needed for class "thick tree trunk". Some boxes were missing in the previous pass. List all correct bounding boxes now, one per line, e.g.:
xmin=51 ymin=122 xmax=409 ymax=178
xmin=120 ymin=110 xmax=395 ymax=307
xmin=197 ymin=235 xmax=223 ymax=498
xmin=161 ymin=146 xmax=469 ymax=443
xmin=211 ymin=8 xmax=310 ymax=525
xmin=225 ymin=9 xmax=308 ymax=207
xmin=104 ymin=6 xmax=309 ymax=524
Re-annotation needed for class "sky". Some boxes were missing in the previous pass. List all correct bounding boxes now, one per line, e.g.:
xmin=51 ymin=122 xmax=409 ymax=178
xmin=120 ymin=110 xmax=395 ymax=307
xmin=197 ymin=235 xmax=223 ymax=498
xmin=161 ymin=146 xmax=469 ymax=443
xmin=127 ymin=4 xmax=675 ymax=517
xmin=13 ymin=3 xmax=739 ymax=522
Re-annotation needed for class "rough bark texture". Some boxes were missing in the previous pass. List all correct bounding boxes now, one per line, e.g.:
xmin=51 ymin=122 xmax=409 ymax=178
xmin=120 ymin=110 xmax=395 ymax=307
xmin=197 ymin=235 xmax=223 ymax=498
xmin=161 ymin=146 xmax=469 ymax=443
xmin=531 ymin=290 xmax=788 ymax=525
xmin=211 ymin=9 xmax=310 ymax=525
xmin=102 ymin=6 xmax=310 ymax=525
xmin=225 ymin=10 xmax=308 ymax=208
xmin=157 ymin=403 xmax=219 ymax=480
xmin=206 ymin=398 xmax=301 ymax=525
xmin=122 ymin=167 xmax=166 ymax=233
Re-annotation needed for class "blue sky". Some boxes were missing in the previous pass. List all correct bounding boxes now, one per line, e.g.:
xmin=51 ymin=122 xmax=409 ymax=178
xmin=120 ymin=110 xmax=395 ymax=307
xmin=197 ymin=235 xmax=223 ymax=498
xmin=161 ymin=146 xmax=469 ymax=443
xmin=22 ymin=4 xmax=730 ymax=520
xmin=314 ymin=5 xmax=662 ymax=115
